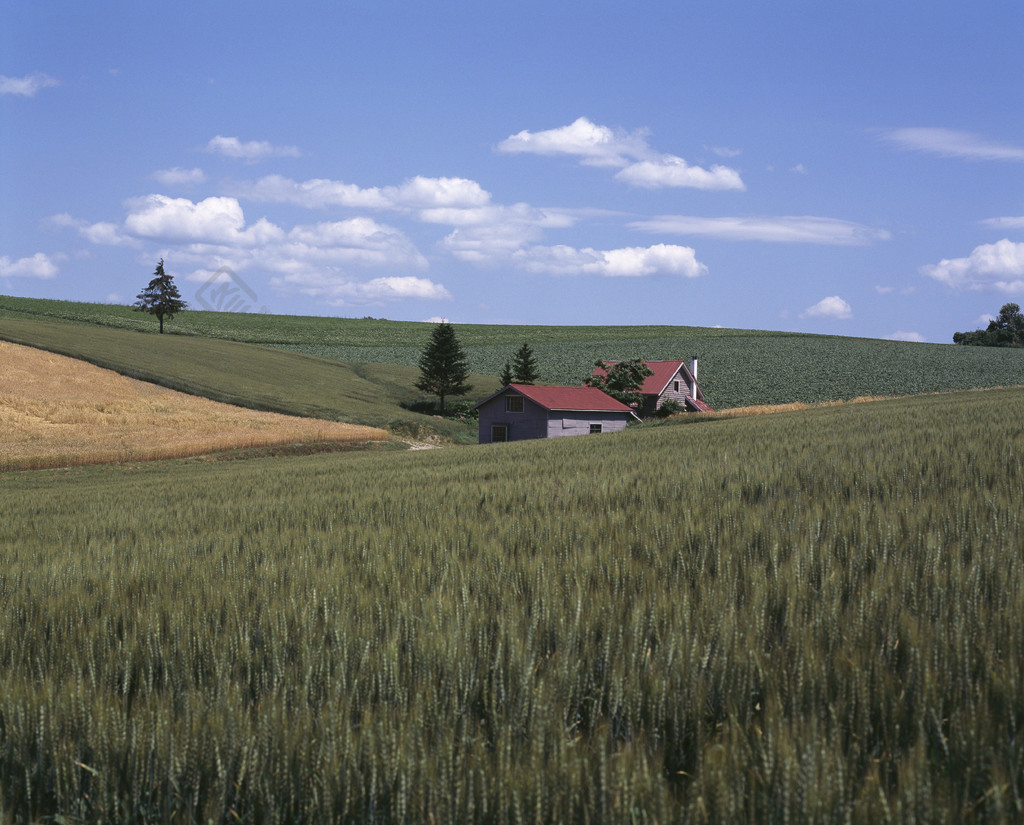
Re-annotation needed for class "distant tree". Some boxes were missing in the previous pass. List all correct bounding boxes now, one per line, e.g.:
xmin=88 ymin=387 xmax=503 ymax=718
xmin=133 ymin=258 xmax=187 ymax=334
xmin=954 ymin=302 xmax=1024 ymax=347
xmin=499 ymin=360 xmax=514 ymax=386
xmin=583 ymin=359 xmax=653 ymax=407
xmin=415 ymin=321 xmax=472 ymax=412
xmin=510 ymin=342 xmax=540 ymax=384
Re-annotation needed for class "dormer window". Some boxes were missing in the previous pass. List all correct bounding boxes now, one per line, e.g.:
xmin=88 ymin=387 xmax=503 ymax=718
xmin=505 ymin=395 xmax=524 ymax=413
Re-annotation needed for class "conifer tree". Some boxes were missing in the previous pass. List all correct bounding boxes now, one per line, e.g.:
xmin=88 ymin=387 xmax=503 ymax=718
xmin=499 ymin=361 xmax=514 ymax=386
xmin=133 ymin=258 xmax=187 ymax=333
xmin=415 ymin=321 xmax=472 ymax=412
xmin=511 ymin=342 xmax=540 ymax=384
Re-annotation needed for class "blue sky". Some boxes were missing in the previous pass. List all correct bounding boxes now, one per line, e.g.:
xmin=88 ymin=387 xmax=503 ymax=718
xmin=2 ymin=1 xmax=1022 ymax=343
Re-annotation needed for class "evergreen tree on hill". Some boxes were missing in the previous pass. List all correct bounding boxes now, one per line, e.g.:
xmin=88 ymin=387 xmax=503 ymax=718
xmin=133 ymin=258 xmax=187 ymax=334
xmin=511 ymin=342 xmax=540 ymax=384
xmin=415 ymin=322 xmax=472 ymax=412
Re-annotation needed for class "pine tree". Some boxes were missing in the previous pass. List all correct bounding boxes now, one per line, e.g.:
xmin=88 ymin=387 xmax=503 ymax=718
xmin=133 ymin=259 xmax=187 ymax=333
xmin=415 ymin=322 xmax=472 ymax=412
xmin=511 ymin=342 xmax=540 ymax=384
xmin=499 ymin=361 xmax=514 ymax=386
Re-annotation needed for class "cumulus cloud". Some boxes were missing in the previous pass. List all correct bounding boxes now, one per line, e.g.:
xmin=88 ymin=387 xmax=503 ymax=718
xmin=921 ymin=239 xmax=1024 ymax=292
xmin=0 ymin=73 xmax=58 ymax=97
xmin=513 ymin=243 xmax=706 ymax=278
xmin=153 ymin=167 xmax=207 ymax=186
xmin=0 ymin=252 xmax=59 ymax=278
xmin=239 ymin=174 xmax=491 ymax=211
xmin=498 ymin=117 xmax=648 ymax=167
xmin=123 ymin=195 xmax=283 ymax=247
xmin=630 ymin=215 xmax=890 ymax=245
xmin=206 ymin=135 xmax=301 ymax=162
xmin=881 ymin=128 xmax=1024 ymax=162
xmin=886 ymin=331 xmax=925 ymax=342
xmin=801 ymin=296 xmax=852 ymax=320
xmin=498 ymin=116 xmax=744 ymax=190
xmin=615 ymin=156 xmax=745 ymax=191
xmin=54 ymin=195 xmax=436 ymax=305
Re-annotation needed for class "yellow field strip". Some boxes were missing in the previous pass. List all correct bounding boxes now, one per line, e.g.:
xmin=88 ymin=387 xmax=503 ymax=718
xmin=0 ymin=341 xmax=389 ymax=471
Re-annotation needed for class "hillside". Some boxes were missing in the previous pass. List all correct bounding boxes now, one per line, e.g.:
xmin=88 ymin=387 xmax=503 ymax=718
xmin=0 ymin=316 xmax=495 ymax=440
xmin=4 ymin=294 xmax=1024 ymax=411
xmin=0 ymin=341 xmax=387 ymax=471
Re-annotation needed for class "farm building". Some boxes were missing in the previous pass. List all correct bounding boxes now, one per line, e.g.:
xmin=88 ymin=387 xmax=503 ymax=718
xmin=474 ymin=384 xmax=640 ymax=444
xmin=593 ymin=357 xmax=711 ymax=417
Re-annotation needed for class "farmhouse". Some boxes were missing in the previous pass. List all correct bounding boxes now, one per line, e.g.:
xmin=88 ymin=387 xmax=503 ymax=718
xmin=593 ymin=357 xmax=710 ymax=417
xmin=474 ymin=384 xmax=640 ymax=444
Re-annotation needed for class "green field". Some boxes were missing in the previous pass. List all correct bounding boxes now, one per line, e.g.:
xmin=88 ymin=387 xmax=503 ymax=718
xmin=4 ymin=294 xmax=1024 ymax=411
xmin=2 ymin=388 xmax=1024 ymax=823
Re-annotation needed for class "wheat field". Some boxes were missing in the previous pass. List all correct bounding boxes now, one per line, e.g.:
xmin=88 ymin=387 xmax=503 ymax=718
xmin=0 ymin=341 xmax=388 ymax=470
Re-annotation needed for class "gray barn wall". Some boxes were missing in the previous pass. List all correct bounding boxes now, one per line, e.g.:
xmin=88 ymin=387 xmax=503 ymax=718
xmin=477 ymin=394 xmax=549 ymax=443
xmin=547 ymin=413 xmax=631 ymax=437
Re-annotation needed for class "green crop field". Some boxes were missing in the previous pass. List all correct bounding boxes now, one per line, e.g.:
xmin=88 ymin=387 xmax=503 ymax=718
xmin=2 ymin=388 xmax=1023 ymax=823
xmin=4 ymin=294 xmax=1024 ymax=411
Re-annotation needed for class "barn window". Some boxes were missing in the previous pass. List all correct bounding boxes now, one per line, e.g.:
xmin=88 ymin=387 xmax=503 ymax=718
xmin=589 ymin=423 xmax=602 ymax=434
xmin=492 ymin=424 xmax=508 ymax=442
xmin=673 ymin=381 xmax=679 ymax=392
xmin=505 ymin=396 xmax=524 ymax=412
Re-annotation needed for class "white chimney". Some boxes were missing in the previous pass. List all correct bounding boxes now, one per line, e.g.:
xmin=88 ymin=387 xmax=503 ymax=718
xmin=689 ymin=355 xmax=698 ymax=398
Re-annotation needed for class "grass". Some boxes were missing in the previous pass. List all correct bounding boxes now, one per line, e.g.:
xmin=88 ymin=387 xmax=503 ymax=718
xmin=1 ymin=387 xmax=1023 ymax=822
xmin=0 ymin=341 xmax=388 ymax=471
xmin=4 ymin=294 xmax=1024 ymax=410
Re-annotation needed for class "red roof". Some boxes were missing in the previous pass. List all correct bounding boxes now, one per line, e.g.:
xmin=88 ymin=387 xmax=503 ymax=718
xmin=474 ymin=384 xmax=637 ymax=414
xmin=593 ymin=360 xmax=702 ymax=399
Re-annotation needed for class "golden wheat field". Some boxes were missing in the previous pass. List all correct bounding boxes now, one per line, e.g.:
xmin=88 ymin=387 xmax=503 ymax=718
xmin=0 ymin=341 xmax=388 ymax=470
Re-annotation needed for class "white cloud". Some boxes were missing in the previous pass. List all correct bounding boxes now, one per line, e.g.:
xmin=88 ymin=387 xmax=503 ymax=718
xmin=153 ymin=167 xmax=207 ymax=186
xmin=206 ymin=135 xmax=301 ymax=162
xmin=790 ymin=164 xmax=807 ymax=174
xmin=0 ymin=252 xmax=58 ymax=278
xmin=513 ymin=243 xmax=705 ymax=278
xmin=0 ymin=73 xmax=58 ymax=97
xmin=881 ymin=128 xmax=1024 ymax=162
xmin=711 ymin=146 xmax=742 ymax=158
xmin=630 ymin=215 xmax=890 ymax=245
xmin=921 ymin=239 xmax=1024 ymax=292
xmin=498 ymin=116 xmax=648 ymax=167
xmin=424 ymin=316 xmax=450 ymax=323
xmin=498 ymin=116 xmax=744 ymax=190
xmin=239 ymin=174 xmax=491 ymax=211
xmin=123 ymin=195 xmax=283 ymax=246
xmin=874 ymin=285 xmax=896 ymax=294
xmin=271 ymin=272 xmax=451 ymax=305
xmin=615 ymin=156 xmax=745 ymax=191
xmin=982 ymin=216 xmax=1024 ymax=230
xmin=801 ymin=296 xmax=852 ymax=320
xmin=886 ymin=331 xmax=925 ymax=342
xmin=436 ymin=204 xmax=579 ymax=263
xmin=57 ymin=196 xmax=433 ymax=306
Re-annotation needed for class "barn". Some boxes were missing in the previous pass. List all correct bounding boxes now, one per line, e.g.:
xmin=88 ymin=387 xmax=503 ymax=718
xmin=474 ymin=384 xmax=640 ymax=444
